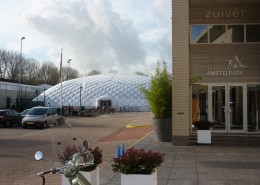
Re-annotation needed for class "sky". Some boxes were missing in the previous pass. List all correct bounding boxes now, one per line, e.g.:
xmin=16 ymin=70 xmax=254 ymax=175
xmin=0 ymin=0 xmax=172 ymax=76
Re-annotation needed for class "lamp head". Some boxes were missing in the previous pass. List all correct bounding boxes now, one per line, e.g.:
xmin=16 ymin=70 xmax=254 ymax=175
xmin=21 ymin=37 xmax=25 ymax=40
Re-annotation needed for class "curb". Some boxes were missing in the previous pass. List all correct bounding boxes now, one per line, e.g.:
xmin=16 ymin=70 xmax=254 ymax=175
xmin=126 ymin=123 xmax=152 ymax=128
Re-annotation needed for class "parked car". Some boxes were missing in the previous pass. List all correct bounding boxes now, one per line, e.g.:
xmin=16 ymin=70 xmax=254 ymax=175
xmin=0 ymin=109 xmax=23 ymax=127
xmin=20 ymin=109 xmax=30 ymax=117
xmin=21 ymin=107 xmax=60 ymax=129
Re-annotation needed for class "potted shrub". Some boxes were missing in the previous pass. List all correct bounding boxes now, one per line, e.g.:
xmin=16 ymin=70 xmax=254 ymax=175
xmin=193 ymin=120 xmax=213 ymax=144
xmin=58 ymin=145 xmax=102 ymax=185
xmin=141 ymin=61 xmax=172 ymax=142
xmin=112 ymin=147 xmax=164 ymax=185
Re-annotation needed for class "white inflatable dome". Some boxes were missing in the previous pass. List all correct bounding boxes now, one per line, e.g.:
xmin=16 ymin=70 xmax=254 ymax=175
xmin=35 ymin=73 xmax=150 ymax=112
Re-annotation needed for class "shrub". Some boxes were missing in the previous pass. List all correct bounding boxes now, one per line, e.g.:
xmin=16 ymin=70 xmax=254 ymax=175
xmin=141 ymin=61 xmax=172 ymax=119
xmin=193 ymin=120 xmax=213 ymax=130
xmin=112 ymin=147 xmax=164 ymax=174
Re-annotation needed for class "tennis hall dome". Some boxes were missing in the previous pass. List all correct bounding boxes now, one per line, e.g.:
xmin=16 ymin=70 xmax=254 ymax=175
xmin=35 ymin=73 xmax=150 ymax=111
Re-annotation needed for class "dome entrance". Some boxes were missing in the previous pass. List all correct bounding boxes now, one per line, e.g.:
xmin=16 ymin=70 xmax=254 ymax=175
xmin=100 ymin=100 xmax=111 ymax=107
xmin=96 ymin=95 xmax=116 ymax=108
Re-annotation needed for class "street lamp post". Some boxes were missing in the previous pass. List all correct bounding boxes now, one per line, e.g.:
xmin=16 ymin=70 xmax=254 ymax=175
xmin=35 ymin=89 xmax=39 ymax=102
xmin=67 ymin=59 xmax=71 ymax=80
xmin=43 ymin=86 xmax=46 ymax=106
xmin=18 ymin=36 xmax=25 ymax=111
xmin=60 ymin=49 xmax=63 ymax=115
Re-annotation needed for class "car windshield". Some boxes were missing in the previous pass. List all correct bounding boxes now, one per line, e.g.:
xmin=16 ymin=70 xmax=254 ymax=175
xmin=27 ymin=108 xmax=48 ymax=115
xmin=21 ymin=109 xmax=29 ymax=115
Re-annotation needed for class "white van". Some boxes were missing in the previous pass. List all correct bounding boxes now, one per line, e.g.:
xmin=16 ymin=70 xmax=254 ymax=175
xmin=21 ymin=107 xmax=59 ymax=129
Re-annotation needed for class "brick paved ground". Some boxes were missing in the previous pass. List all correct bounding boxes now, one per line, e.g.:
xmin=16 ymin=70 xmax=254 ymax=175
xmin=0 ymin=112 xmax=152 ymax=185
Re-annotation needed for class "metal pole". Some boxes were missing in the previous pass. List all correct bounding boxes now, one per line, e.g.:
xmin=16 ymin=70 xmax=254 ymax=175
xmin=67 ymin=59 xmax=71 ymax=80
xmin=36 ymin=89 xmax=38 ymax=102
xmin=19 ymin=37 xmax=25 ymax=111
xmin=60 ymin=49 xmax=63 ymax=115
xmin=44 ymin=86 xmax=46 ymax=106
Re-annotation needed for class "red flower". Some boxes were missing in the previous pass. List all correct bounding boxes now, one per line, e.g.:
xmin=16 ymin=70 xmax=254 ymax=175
xmin=112 ymin=147 xmax=164 ymax=174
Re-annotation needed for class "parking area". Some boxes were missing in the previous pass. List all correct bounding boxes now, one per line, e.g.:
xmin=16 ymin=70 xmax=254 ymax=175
xmin=0 ymin=112 xmax=153 ymax=185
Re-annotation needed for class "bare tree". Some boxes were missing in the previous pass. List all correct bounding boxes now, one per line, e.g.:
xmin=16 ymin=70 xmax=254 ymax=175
xmin=0 ymin=49 xmax=9 ymax=78
xmin=6 ymin=50 xmax=20 ymax=81
xmin=61 ymin=66 xmax=79 ymax=81
xmin=87 ymin=70 xmax=101 ymax=76
xmin=47 ymin=67 xmax=60 ymax=85
xmin=0 ymin=48 xmax=79 ymax=86
xmin=67 ymin=67 xmax=79 ymax=79
xmin=23 ymin=58 xmax=40 ymax=85
xmin=38 ymin=62 xmax=59 ymax=85
xmin=135 ymin=71 xmax=149 ymax=77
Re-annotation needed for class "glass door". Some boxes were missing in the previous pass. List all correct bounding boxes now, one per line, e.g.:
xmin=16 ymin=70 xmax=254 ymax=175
xmin=211 ymin=86 xmax=226 ymax=131
xmin=228 ymin=85 xmax=244 ymax=132
xmin=210 ymin=84 xmax=245 ymax=133
xmin=248 ymin=85 xmax=260 ymax=131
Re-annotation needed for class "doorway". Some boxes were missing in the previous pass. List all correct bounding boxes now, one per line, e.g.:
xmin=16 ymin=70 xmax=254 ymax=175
xmin=247 ymin=85 xmax=260 ymax=131
xmin=209 ymin=84 xmax=245 ymax=133
xmin=100 ymin=100 xmax=111 ymax=107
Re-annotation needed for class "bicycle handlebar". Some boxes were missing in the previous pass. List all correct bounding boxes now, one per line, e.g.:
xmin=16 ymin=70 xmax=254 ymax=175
xmin=37 ymin=161 xmax=93 ymax=177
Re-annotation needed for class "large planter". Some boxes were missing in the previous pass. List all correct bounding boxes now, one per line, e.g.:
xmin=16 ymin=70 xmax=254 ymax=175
xmin=121 ymin=171 xmax=157 ymax=185
xmin=62 ymin=166 xmax=99 ymax=185
xmin=153 ymin=119 xmax=172 ymax=142
xmin=197 ymin=130 xmax=211 ymax=144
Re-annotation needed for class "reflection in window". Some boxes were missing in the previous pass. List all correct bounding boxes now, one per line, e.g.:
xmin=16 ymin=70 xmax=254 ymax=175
xmin=191 ymin=25 xmax=208 ymax=43
xmin=209 ymin=25 xmax=225 ymax=43
xmin=246 ymin=25 xmax=260 ymax=42
xmin=191 ymin=24 xmax=260 ymax=44
xmin=192 ymin=84 xmax=208 ymax=132
xmin=227 ymin=25 xmax=244 ymax=43
xmin=192 ymin=85 xmax=208 ymax=122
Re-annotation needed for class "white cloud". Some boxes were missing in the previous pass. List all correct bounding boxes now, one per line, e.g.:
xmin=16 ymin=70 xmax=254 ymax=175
xmin=1 ymin=0 xmax=172 ymax=75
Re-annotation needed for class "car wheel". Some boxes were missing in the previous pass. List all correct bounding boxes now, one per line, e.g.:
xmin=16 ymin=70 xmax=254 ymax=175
xmin=5 ymin=121 xmax=11 ymax=128
xmin=42 ymin=122 xmax=47 ymax=129
xmin=53 ymin=120 xmax=58 ymax=126
xmin=22 ymin=126 xmax=27 ymax=129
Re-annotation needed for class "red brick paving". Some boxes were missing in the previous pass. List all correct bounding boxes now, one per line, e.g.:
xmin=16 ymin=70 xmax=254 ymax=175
xmin=0 ymin=112 xmax=153 ymax=185
xmin=99 ymin=126 xmax=153 ymax=142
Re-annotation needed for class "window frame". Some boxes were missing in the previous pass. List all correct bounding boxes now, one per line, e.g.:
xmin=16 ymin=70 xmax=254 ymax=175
xmin=190 ymin=23 xmax=260 ymax=44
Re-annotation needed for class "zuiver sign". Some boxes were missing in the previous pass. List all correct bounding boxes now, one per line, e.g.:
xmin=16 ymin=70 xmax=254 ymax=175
xmin=205 ymin=8 xmax=248 ymax=23
xmin=207 ymin=54 xmax=247 ymax=76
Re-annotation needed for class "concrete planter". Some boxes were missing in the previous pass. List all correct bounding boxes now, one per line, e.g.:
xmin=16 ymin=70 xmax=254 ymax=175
xmin=62 ymin=166 xmax=99 ymax=185
xmin=153 ymin=119 xmax=172 ymax=142
xmin=121 ymin=171 xmax=157 ymax=185
xmin=197 ymin=130 xmax=211 ymax=144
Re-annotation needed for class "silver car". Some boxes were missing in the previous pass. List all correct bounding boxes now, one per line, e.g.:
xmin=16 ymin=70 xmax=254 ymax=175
xmin=22 ymin=107 xmax=59 ymax=129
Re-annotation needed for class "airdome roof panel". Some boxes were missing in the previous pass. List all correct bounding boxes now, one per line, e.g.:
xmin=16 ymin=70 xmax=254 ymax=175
xmin=35 ymin=73 xmax=150 ymax=111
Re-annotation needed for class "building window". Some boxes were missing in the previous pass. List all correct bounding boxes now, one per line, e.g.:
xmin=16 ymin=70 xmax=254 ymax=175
xmin=191 ymin=25 xmax=208 ymax=43
xmin=191 ymin=24 xmax=260 ymax=44
xmin=209 ymin=25 xmax=225 ymax=43
xmin=192 ymin=84 xmax=208 ymax=124
xmin=7 ymin=84 xmax=12 ymax=90
xmin=246 ymin=24 xmax=260 ymax=42
xmin=227 ymin=25 xmax=244 ymax=43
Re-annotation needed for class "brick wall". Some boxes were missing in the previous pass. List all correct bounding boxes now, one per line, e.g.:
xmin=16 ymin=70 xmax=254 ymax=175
xmin=172 ymin=0 xmax=190 ymax=145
